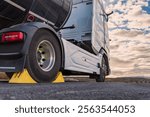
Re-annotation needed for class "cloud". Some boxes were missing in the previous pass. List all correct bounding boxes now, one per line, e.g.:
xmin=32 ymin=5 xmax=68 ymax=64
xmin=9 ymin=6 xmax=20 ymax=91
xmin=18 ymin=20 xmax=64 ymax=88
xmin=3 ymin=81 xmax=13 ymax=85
xmin=108 ymin=0 xmax=150 ymax=77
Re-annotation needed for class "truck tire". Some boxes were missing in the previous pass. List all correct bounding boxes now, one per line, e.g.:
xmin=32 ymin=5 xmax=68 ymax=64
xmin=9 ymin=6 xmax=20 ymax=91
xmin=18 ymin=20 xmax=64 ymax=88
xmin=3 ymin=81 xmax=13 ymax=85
xmin=26 ymin=29 xmax=61 ymax=83
xmin=96 ymin=57 xmax=107 ymax=82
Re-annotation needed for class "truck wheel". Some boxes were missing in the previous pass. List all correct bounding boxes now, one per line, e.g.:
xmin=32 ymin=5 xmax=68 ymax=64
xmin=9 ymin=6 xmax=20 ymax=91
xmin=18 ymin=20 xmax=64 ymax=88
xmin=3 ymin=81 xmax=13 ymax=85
xmin=96 ymin=57 xmax=107 ymax=82
xmin=26 ymin=29 xmax=61 ymax=83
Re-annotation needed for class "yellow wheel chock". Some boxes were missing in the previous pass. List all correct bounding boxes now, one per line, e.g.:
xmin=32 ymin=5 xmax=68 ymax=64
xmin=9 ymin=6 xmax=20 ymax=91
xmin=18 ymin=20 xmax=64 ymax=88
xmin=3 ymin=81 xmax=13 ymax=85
xmin=9 ymin=69 xmax=65 ymax=84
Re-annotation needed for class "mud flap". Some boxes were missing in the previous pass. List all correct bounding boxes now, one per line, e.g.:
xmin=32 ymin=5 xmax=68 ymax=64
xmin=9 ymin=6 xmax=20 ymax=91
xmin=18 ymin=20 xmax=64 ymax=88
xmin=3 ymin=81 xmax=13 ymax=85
xmin=9 ymin=69 xmax=65 ymax=84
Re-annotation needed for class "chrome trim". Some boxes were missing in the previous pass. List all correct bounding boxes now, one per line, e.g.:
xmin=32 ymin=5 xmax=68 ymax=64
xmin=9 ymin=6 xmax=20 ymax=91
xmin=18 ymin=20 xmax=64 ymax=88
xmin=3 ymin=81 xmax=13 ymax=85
xmin=0 ymin=52 xmax=20 ymax=56
xmin=0 ymin=67 xmax=16 ymax=70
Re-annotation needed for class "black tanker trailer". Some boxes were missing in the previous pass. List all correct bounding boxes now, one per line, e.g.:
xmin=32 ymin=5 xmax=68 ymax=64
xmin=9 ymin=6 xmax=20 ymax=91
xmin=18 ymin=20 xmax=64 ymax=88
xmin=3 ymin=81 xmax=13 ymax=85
xmin=0 ymin=0 xmax=111 ymax=83
xmin=0 ymin=0 xmax=72 ymax=29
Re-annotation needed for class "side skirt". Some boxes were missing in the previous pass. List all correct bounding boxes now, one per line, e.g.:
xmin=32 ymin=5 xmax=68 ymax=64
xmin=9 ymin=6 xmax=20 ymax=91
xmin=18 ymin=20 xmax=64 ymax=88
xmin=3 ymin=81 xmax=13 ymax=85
xmin=62 ymin=39 xmax=102 ymax=75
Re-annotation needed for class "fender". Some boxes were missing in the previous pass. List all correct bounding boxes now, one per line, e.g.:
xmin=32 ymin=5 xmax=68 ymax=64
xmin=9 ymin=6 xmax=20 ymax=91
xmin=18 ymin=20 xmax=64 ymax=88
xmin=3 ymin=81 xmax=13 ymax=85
xmin=0 ymin=22 xmax=65 ymax=72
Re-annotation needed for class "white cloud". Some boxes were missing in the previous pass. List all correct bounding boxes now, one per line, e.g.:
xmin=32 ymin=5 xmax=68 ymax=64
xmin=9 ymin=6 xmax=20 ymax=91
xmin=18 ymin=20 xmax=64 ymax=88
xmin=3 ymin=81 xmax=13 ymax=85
xmin=108 ymin=0 xmax=150 ymax=78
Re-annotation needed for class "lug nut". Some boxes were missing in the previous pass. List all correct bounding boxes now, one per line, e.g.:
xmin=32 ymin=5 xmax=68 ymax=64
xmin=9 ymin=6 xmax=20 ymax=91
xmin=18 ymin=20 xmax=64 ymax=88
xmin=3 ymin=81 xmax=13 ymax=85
xmin=42 ymin=52 xmax=45 ymax=54
xmin=42 ymin=59 xmax=46 ymax=61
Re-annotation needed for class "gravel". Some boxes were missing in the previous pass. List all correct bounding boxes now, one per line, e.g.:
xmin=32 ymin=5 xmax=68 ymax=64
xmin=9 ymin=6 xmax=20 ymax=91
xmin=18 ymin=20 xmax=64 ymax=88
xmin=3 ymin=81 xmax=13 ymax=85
xmin=0 ymin=80 xmax=150 ymax=100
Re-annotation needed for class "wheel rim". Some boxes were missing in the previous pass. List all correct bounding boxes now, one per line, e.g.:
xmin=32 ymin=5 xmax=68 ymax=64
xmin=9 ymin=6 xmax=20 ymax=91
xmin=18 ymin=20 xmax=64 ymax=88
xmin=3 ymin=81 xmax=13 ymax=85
xmin=36 ymin=40 xmax=56 ymax=72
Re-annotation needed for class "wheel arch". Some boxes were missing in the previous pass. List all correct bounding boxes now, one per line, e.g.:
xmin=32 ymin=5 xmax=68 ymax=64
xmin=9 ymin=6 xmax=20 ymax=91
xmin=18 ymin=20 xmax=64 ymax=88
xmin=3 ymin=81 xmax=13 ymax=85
xmin=21 ymin=22 xmax=65 ymax=69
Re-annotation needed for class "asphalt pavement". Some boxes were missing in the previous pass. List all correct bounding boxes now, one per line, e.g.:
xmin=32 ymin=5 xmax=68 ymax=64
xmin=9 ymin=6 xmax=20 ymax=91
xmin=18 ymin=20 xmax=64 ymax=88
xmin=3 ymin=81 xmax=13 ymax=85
xmin=0 ymin=78 xmax=150 ymax=100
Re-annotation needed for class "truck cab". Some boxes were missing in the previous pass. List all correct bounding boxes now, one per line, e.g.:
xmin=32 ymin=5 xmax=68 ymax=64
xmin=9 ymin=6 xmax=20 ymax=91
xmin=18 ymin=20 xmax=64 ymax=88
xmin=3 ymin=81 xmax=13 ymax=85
xmin=62 ymin=0 xmax=110 ymax=55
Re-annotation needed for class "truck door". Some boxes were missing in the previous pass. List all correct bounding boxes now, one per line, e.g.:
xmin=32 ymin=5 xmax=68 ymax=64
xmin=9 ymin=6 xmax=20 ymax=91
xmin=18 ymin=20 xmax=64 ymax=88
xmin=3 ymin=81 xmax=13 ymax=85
xmin=91 ymin=0 xmax=107 ymax=54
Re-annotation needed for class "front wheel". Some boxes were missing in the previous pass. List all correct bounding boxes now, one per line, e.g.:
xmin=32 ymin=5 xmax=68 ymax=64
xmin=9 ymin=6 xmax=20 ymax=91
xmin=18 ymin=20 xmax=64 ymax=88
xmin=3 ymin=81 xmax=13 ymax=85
xmin=96 ymin=57 xmax=107 ymax=82
xmin=26 ymin=29 xmax=61 ymax=83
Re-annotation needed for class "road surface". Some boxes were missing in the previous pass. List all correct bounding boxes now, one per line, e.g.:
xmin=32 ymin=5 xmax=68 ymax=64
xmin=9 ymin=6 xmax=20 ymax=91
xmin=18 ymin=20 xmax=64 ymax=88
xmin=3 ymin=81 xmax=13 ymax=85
xmin=0 ymin=77 xmax=150 ymax=100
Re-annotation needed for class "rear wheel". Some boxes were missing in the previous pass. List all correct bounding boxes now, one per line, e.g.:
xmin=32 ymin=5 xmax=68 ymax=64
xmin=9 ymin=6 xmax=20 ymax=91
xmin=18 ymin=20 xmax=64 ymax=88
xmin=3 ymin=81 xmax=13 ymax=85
xmin=26 ymin=29 xmax=61 ymax=83
xmin=96 ymin=57 xmax=107 ymax=82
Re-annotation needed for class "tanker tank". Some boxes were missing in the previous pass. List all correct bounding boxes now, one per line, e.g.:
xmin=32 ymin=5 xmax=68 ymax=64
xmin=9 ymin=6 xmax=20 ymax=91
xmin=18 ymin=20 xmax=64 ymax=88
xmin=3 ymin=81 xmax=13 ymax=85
xmin=0 ymin=0 xmax=72 ymax=30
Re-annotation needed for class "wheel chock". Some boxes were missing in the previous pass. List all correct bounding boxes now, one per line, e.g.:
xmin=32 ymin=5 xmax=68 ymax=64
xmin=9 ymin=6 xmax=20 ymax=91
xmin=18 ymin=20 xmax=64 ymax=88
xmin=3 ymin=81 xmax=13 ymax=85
xmin=53 ymin=72 xmax=65 ymax=83
xmin=9 ymin=69 xmax=65 ymax=84
xmin=9 ymin=69 xmax=36 ymax=84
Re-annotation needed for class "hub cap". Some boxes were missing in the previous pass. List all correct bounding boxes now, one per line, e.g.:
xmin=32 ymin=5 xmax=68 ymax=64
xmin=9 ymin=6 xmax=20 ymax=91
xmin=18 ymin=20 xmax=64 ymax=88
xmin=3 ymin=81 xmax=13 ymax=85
xmin=36 ymin=40 xmax=55 ymax=72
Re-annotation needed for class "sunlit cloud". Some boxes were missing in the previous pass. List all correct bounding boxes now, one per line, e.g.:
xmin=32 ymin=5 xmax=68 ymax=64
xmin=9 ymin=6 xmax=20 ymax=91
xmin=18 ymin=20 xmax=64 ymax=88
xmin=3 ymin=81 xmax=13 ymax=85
xmin=107 ymin=0 xmax=150 ymax=77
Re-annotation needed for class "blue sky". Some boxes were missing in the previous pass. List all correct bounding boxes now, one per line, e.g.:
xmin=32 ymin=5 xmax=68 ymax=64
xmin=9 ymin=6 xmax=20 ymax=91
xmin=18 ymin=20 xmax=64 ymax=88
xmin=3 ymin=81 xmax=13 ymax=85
xmin=108 ymin=0 xmax=150 ymax=34
xmin=142 ymin=1 xmax=150 ymax=14
xmin=109 ymin=0 xmax=150 ymax=14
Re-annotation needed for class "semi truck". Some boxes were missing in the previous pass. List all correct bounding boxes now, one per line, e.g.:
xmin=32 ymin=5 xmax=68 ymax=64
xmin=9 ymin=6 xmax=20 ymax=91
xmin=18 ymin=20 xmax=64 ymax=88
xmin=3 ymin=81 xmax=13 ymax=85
xmin=0 ymin=0 xmax=112 ymax=83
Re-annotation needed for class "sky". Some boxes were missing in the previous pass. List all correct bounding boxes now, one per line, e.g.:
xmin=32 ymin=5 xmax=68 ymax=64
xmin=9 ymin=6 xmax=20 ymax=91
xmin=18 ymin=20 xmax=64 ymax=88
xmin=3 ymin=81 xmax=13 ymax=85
xmin=107 ymin=0 xmax=150 ymax=78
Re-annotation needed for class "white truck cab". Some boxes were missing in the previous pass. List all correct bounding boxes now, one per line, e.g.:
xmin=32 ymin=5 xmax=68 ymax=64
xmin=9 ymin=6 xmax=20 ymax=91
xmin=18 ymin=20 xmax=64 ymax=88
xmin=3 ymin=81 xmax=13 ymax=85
xmin=61 ymin=0 xmax=111 ymax=81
